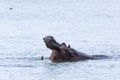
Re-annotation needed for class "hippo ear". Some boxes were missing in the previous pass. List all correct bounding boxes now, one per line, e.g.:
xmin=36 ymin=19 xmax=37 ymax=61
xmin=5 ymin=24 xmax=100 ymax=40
xmin=61 ymin=43 xmax=66 ymax=45
xmin=61 ymin=43 xmax=68 ymax=51
xmin=68 ymin=44 xmax=71 ymax=48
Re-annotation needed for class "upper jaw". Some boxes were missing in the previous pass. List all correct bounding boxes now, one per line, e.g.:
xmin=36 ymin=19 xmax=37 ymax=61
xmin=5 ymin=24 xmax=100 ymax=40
xmin=43 ymin=36 xmax=61 ymax=51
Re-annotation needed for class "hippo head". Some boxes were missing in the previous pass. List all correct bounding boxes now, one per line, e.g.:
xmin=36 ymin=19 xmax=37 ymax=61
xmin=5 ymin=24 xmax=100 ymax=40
xmin=43 ymin=36 xmax=71 ymax=62
xmin=43 ymin=36 xmax=62 ymax=51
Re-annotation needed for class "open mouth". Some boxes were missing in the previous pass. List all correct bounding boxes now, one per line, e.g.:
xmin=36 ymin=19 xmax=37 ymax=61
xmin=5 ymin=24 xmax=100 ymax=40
xmin=43 ymin=36 xmax=61 ymax=51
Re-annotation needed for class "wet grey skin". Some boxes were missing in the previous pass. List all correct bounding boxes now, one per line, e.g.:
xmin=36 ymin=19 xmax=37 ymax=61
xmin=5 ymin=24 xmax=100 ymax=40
xmin=43 ymin=36 xmax=110 ymax=62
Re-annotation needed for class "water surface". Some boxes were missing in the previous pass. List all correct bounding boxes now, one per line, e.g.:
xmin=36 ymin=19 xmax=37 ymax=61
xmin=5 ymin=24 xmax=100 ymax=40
xmin=0 ymin=0 xmax=120 ymax=80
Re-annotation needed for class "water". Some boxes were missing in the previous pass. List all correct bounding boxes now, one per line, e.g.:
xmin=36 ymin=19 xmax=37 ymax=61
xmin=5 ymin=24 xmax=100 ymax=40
xmin=0 ymin=0 xmax=120 ymax=80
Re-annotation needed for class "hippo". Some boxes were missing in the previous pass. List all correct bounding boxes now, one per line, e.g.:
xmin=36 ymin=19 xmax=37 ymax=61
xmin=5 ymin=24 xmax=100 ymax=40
xmin=43 ymin=36 xmax=109 ymax=62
